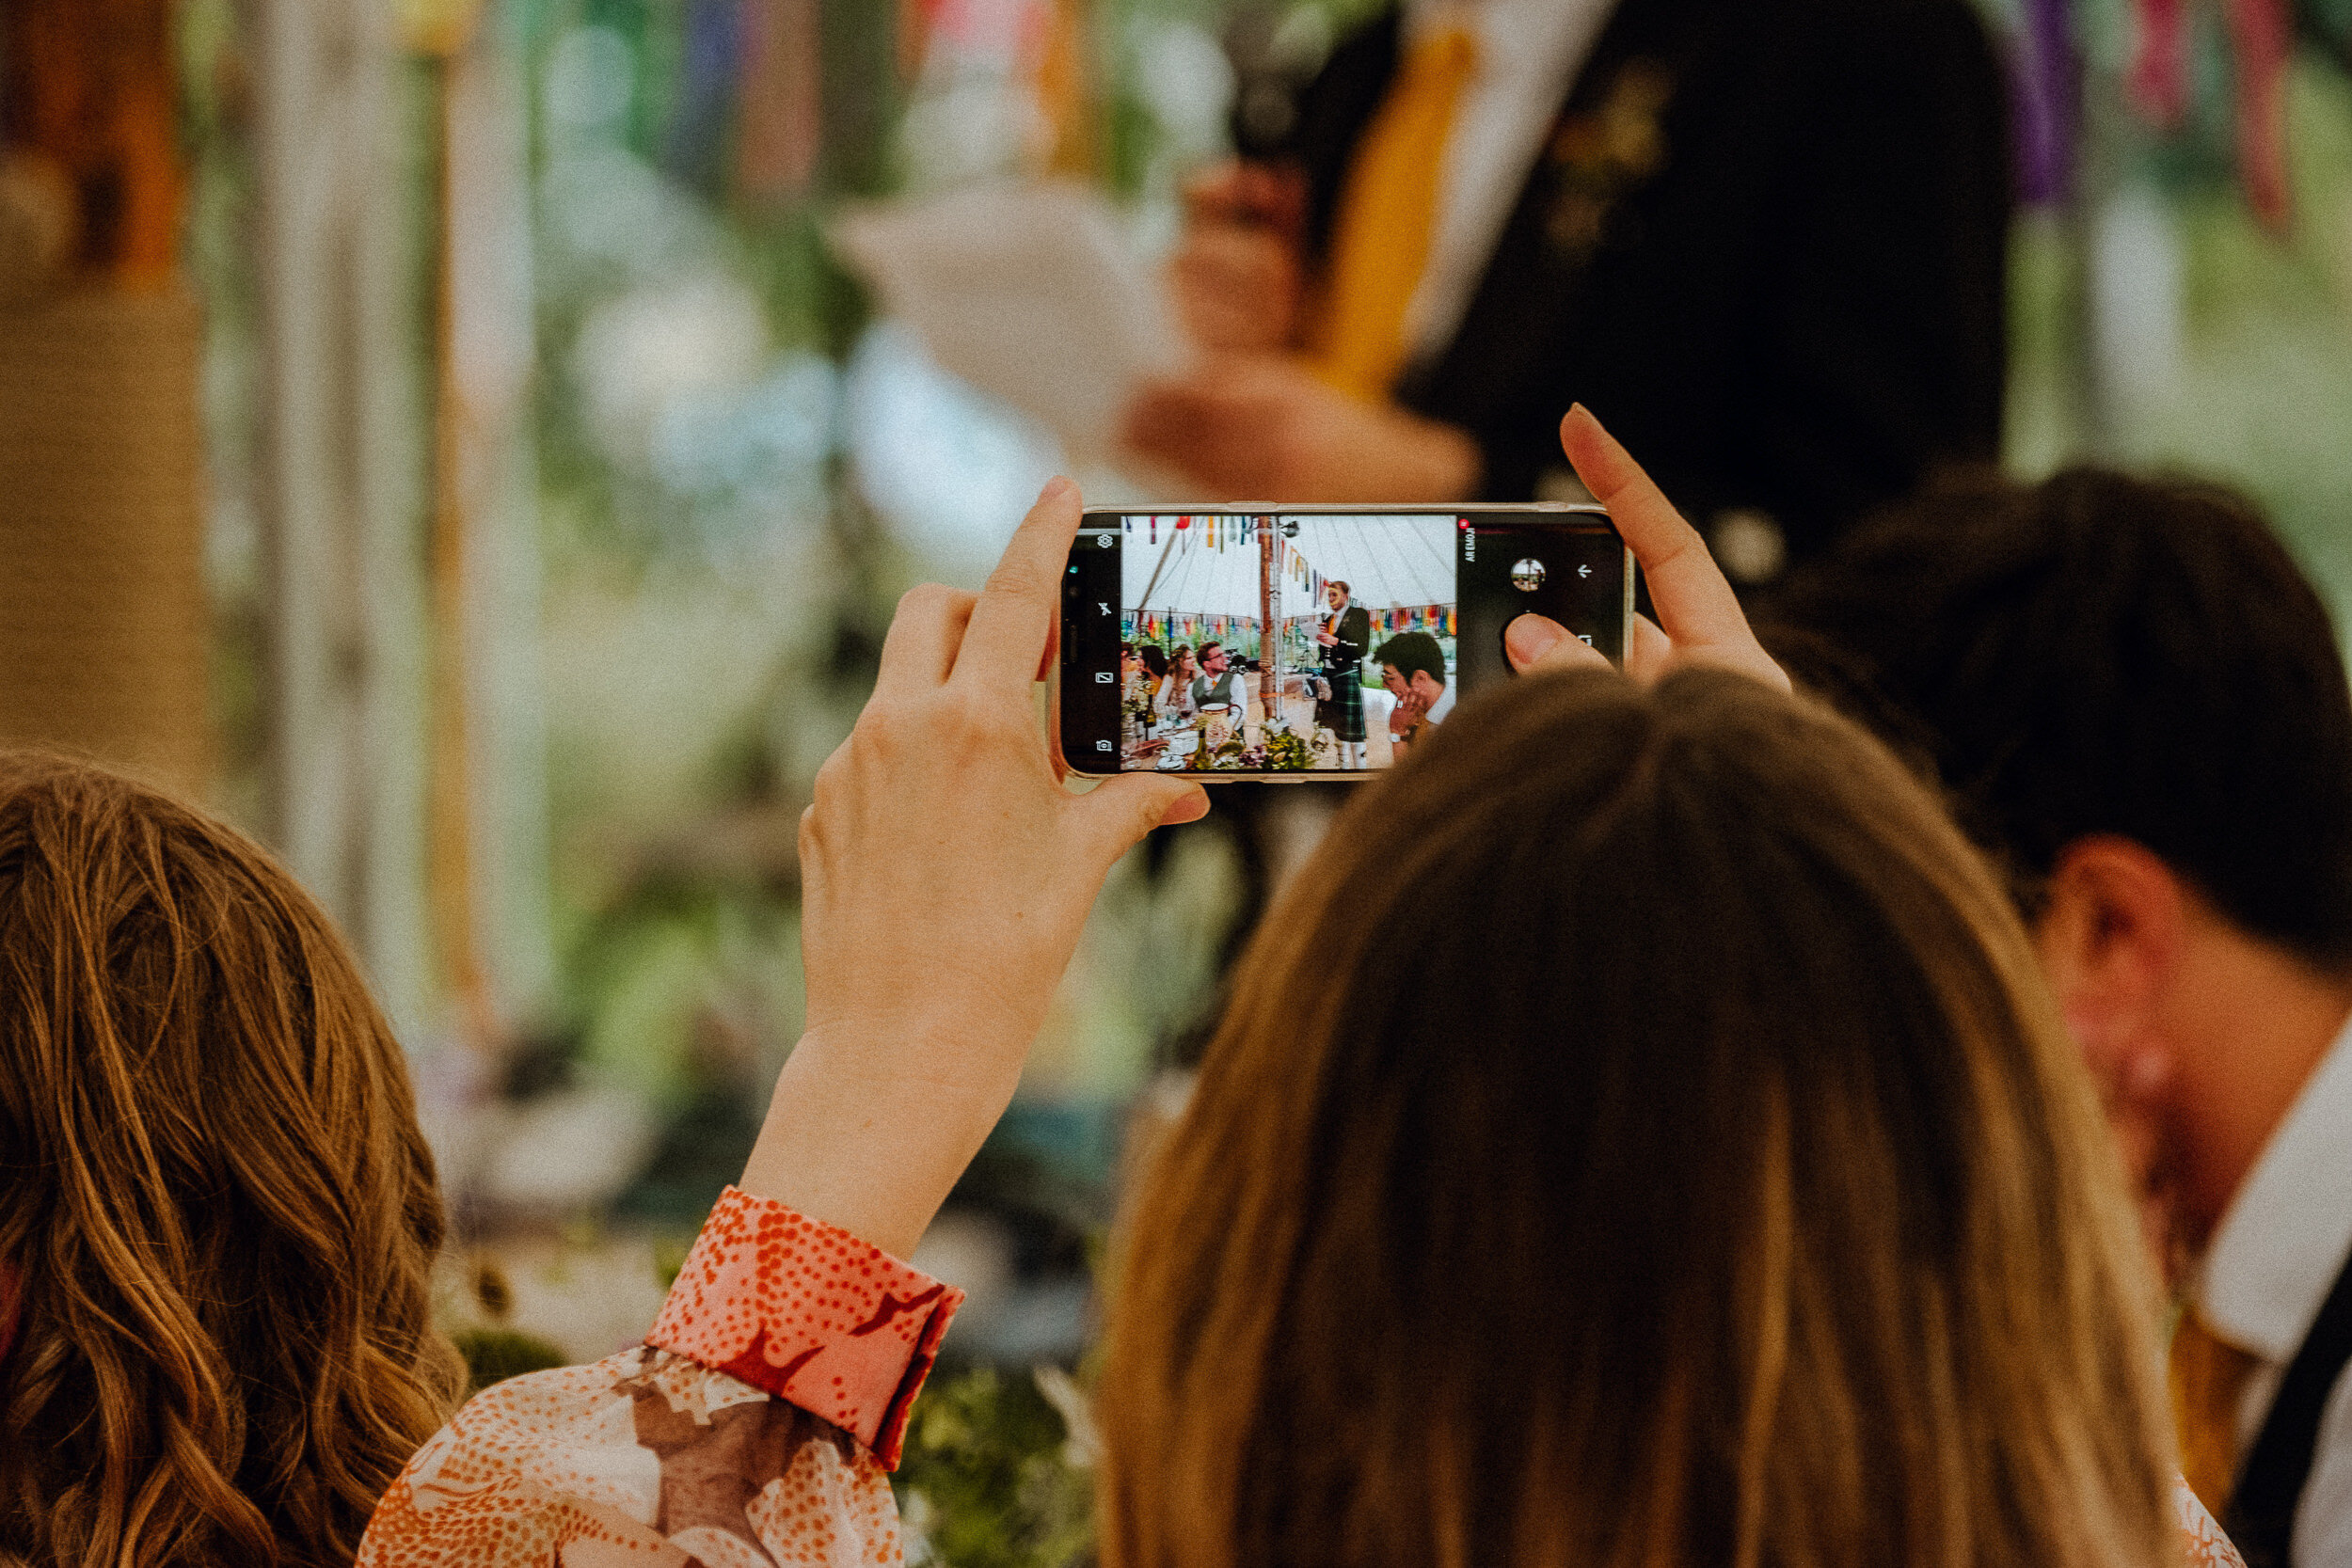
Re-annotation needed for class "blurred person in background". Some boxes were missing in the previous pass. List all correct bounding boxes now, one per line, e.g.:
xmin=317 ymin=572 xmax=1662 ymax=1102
xmin=0 ymin=757 xmax=467 ymax=1567
xmin=361 ymin=412 xmax=2239 ymax=1568
xmin=1765 ymin=470 xmax=2352 ymax=1568
xmin=1124 ymin=0 xmax=2010 ymax=583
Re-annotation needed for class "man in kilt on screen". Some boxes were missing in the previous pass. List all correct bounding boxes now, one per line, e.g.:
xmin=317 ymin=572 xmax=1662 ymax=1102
xmin=1315 ymin=580 xmax=1373 ymax=768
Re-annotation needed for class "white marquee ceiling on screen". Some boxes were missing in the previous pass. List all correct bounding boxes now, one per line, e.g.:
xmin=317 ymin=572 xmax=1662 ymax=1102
xmin=1122 ymin=514 xmax=1454 ymax=619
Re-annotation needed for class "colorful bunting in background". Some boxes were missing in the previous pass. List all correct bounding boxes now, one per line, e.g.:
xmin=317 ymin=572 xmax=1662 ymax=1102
xmin=1036 ymin=0 xmax=1100 ymax=178
xmin=2043 ymin=0 xmax=2328 ymax=230
xmin=737 ymin=0 xmax=821 ymax=207
xmin=2225 ymin=0 xmax=2294 ymax=230
xmin=2128 ymin=0 xmax=2191 ymax=127
xmin=2016 ymin=0 xmax=2078 ymax=206
xmin=664 ymin=0 xmax=741 ymax=190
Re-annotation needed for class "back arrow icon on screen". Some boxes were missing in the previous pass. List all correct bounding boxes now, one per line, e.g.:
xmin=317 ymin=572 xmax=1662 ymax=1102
xmin=1578 ymin=564 xmax=1592 ymax=578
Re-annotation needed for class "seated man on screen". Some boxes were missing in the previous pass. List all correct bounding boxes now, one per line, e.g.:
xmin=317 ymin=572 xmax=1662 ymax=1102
xmin=1376 ymin=630 xmax=1454 ymax=757
xmin=1192 ymin=641 xmax=1248 ymax=716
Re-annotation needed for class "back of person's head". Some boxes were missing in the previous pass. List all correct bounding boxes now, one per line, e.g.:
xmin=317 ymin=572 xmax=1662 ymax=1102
xmin=1763 ymin=467 xmax=2352 ymax=971
xmin=1141 ymin=646 xmax=1169 ymax=680
xmin=1375 ymin=630 xmax=1446 ymax=688
xmin=0 ymin=754 xmax=464 ymax=1567
xmin=1101 ymin=669 xmax=2174 ymax=1568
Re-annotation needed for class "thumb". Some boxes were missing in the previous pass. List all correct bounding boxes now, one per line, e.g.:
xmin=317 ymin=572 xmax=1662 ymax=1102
xmin=1079 ymin=774 xmax=1211 ymax=862
xmin=1505 ymin=613 xmax=1611 ymax=674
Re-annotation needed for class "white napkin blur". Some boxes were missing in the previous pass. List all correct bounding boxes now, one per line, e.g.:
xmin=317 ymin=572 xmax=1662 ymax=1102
xmin=831 ymin=182 xmax=1191 ymax=460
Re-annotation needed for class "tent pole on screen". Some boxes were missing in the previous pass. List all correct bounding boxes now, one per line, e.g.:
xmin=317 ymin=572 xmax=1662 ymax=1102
xmin=1260 ymin=515 xmax=1278 ymax=703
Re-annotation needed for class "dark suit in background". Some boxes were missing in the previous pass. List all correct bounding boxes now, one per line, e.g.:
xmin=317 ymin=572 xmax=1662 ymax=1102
xmin=1254 ymin=0 xmax=2011 ymax=573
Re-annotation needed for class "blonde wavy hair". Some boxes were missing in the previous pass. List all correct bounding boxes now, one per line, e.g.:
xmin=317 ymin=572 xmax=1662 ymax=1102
xmin=0 ymin=754 xmax=465 ymax=1566
xmin=1102 ymin=670 xmax=2177 ymax=1568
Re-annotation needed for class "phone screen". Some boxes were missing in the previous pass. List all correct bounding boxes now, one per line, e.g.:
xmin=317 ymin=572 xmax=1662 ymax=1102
xmin=1059 ymin=509 xmax=1629 ymax=777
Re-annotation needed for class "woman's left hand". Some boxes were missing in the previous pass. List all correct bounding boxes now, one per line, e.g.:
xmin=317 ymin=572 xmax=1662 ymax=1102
xmin=739 ymin=479 xmax=1209 ymax=1259
xmin=1504 ymin=406 xmax=1789 ymax=693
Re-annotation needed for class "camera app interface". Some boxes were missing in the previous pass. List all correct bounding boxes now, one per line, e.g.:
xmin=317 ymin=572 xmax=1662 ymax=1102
xmin=1061 ymin=512 xmax=1624 ymax=774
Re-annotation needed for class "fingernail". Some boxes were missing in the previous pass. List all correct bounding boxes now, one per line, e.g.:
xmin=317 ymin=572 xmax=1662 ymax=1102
xmin=1504 ymin=613 xmax=1567 ymax=665
xmin=1157 ymin=787 xmax=1208 ymax=826
xmin=1041 ymin=476 xmax=1074 ymax=502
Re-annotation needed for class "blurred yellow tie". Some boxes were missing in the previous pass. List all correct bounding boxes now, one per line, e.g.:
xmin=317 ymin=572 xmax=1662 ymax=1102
xmin=1306 ymin=24 xmax=1478 ymax=401
xmin=2171 ymin=1307 xmax=2261 ymax=1514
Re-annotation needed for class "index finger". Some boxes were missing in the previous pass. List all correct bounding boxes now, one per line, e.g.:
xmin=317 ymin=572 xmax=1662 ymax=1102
xmin=1559 ymin=405 xmax=1781 ymax=686
xmin=955 ymin=476 xmax=1085 ymax=691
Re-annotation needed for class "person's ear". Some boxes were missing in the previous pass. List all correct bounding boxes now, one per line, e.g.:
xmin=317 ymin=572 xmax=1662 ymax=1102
xmin=2034 ymin=835 xmax=2188 ymax=1066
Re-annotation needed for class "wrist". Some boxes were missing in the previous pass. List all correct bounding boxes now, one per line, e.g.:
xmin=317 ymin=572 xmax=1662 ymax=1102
xmin=736 ymin=1026 xmax=1021 ymax=1260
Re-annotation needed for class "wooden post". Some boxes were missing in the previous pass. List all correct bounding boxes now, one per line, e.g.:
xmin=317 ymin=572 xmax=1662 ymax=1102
xmin=0 ymin=0 xmax=207 ymax=797
xmin=422 ymin=3 xmax=553 ymax=1039
xmin=1259 ymin=514 xmax=1278 ymax=727
xmin=248 ymin=0 xmax=434 ymax=1029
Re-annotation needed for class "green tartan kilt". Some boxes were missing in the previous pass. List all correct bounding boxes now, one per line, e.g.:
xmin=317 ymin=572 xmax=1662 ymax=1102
xmin=1316 ymin=664 xmax=1366 ymax=743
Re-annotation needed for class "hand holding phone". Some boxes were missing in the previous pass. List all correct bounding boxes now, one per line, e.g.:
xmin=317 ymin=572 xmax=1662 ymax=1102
xmin=750 ymin=406 xmax=1783 ymax=1260
xmin=1504 ymin=406 xmax=1789 ymax=693
xmin=743 ymin=478 xmax=1206 ymax=1259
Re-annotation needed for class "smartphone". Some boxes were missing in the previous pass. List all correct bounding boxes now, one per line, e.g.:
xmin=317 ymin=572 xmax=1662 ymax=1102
xmin=1057 ymin=504 xmax=1630 ymax=780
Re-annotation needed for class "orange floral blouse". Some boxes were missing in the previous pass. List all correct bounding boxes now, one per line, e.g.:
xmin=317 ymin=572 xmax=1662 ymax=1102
xmin=357 ymin=1186 xmax=960 ymax=1566
xmin=357 ymin=1185 xmax=2246 ymax=1568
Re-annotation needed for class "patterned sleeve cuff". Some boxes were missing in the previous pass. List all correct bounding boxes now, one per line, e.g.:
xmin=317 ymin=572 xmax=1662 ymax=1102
xmin=646 ymin=1186 xmax=963 ymax=1469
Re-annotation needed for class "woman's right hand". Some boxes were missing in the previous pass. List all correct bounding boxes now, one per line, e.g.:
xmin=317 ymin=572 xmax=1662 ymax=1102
xmin=1504 ymin=406 xmax=1789 ymax=692
xmin=1167 ymin=161 xmax=1307 ymax=354
xmin=738 ymin=479 xmax=1208 ymax=1260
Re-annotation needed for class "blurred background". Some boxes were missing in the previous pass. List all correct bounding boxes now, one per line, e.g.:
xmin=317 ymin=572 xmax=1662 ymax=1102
xmin=1 ymin=0 xmax=2348 ymax=1559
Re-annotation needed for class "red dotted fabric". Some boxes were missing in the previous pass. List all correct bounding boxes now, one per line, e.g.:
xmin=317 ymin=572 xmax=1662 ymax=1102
xmin=355 ymin=1188 xmax=960 ymax=1566
xmin=646 ymin=1186 xmax=961 ymax=1469
xmin=2177 ymin=1480 xmax=2250 ymax=1568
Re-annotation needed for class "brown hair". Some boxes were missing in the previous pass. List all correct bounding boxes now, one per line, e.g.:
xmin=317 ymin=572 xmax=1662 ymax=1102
xmin=0 ymin=753 xmax=465 ymax=1567
xmin=1100 ymin=670 xmax=2175 ymax=1568
xmin=1763 ymin=467 xmax=2352 ymax=969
